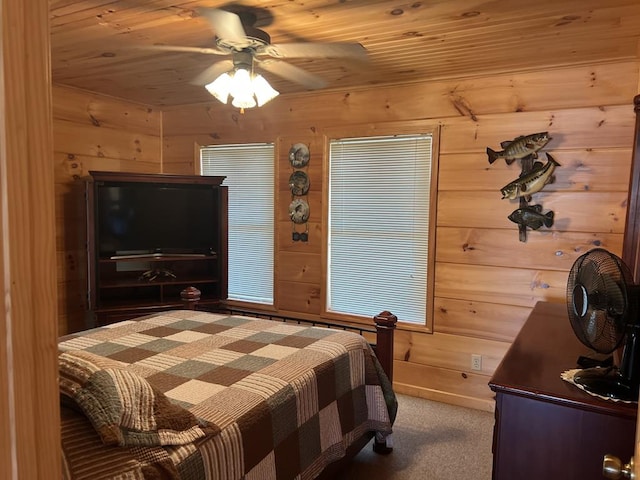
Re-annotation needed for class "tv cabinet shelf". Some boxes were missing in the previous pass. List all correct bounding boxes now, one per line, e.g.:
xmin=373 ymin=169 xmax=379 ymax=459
xmin=86 ymin=171 xmax=228 ymax=326
xmin=99 ymin=254 xmax=217 ymax=263
xmin=99 ymin=277 xmax=219 ymax=289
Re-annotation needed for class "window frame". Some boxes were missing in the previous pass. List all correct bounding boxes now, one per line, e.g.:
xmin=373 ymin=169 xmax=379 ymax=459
xmin=321 ymin=122 xmax=440 ymax=332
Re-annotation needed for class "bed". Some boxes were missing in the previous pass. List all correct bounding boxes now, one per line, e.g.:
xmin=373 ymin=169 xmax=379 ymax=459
xmin=58 ymin=308 xmax=398 ymax=480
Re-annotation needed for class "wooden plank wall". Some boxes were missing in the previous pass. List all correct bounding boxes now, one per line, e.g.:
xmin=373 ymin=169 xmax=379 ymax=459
xmin=158 ymin=61 xmax=638 ymax=411
xmin=52 ymin=85 xmax=163 ymax=333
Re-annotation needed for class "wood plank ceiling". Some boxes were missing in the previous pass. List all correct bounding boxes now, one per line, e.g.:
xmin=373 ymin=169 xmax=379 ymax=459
xmin=50 ymin=0 xmax=640 ymax=107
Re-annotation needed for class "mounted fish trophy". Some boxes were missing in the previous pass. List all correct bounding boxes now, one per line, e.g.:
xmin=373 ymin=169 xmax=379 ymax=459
xmin=487 ymin=132 xmax=559 ymax=242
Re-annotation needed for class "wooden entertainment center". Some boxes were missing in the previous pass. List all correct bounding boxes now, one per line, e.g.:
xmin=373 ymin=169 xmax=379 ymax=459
xmin=85 ymin=171 xmax=228 ymax=325
xmin=489 ymin=301 xmax=636 ymax=480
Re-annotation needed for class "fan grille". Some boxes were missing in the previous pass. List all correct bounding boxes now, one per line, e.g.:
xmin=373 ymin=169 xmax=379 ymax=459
xmin=566 ymin=248 xmax=631 ymax=353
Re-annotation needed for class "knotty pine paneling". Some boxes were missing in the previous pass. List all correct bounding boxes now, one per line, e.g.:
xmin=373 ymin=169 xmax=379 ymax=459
xmin=435 ymin=263 xmax=570 ymax=308
xmin=437 ymin=191 xmax=627 ymax=233
xmin=52 ymin=85 xmax=162 ymax=334
xmin=52 ymin=86 xmax=160 ymax=135
xmin=394 ymin=361 xmax=495 ymax=411
xmin=439 ymin=149 xmax=632 ymax=193
xmin=275 ymin=135 xmax=325 ymax=312
xmin=440 ymin=105 xmax=635 ymax=154
xmin=394 ymin=329 xmax=508 ymax=375
xmin=277 ymin=251 xmax=323 ymax=285
xmin=159 ymin=62 xmax=639 ymax=134
xmin=436 ymin=227 xmax=623 ymax=271
xmin=434 ymin=299 xmax=532 ymax=343
xmin=276 ymin=280 xmax=322 ymax=314
xmin=278 ymin=221 xmax=322 ymax=254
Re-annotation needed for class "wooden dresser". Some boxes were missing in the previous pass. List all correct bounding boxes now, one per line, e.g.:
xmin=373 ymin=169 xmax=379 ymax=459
xmin=489 ymin=301 xmax=637 ymax=480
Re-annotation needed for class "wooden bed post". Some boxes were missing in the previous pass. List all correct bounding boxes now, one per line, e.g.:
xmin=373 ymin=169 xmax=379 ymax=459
xmin=374 ymin=311 xmax=397 ymax=382
xmin=180 ymin=286 xmax=201 ymax=310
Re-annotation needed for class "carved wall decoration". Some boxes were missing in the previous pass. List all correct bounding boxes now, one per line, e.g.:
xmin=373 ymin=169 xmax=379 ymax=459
xmin=288 ymin=143 xmax=310 ymax=242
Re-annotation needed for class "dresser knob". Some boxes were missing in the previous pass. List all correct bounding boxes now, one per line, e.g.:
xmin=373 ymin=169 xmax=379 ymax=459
xmin=603 ymin=454 xmax=635 ymax=479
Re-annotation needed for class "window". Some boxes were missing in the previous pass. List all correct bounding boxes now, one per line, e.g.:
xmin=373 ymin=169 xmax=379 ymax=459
xmin=328 ymin=134 xmax=434 ymax=325
xmin=200 ymin=144 xmax=274 ymax=304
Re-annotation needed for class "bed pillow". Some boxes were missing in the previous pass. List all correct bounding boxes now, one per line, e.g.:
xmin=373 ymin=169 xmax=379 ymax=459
xmin=59 ymin=349 xmax=214 ymax=447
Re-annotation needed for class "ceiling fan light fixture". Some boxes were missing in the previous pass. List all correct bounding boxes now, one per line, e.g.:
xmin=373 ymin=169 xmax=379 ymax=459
xmin=205 ymin=72 xmax=232 ymax=104
xmin=231 ymin=92 xmax=257 ymax=110
xmin=252 ymin=74 xmax=279 ymax=106
xmin=205 ymin=65 xmax=279 ymax=110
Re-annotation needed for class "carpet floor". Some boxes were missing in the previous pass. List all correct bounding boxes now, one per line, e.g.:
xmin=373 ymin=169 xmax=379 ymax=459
xmin=336 ymin=393 xmax=495 ymax=480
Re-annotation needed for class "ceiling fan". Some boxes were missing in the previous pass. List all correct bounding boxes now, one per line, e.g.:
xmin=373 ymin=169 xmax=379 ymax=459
xmin=145 ymin=7 xmax=369 ymax=92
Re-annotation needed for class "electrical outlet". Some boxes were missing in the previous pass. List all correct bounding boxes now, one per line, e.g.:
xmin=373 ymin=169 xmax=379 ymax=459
xmin=471 ymin=354 xmax=482 ymax=371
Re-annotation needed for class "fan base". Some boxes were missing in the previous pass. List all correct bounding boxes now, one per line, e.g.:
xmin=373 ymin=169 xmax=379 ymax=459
xmin=574 ymin=367 xmax=639 ymax=402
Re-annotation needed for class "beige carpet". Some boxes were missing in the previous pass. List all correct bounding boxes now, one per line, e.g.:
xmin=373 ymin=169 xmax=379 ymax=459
xmin=336 ymin=393 xmax=495 ymax=480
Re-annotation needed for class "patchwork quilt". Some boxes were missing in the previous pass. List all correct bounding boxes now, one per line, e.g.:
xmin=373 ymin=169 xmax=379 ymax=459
xmin=59 ymin=310 xmax=396 ymax=480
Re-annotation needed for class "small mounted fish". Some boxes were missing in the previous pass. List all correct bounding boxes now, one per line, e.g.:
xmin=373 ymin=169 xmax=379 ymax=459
xmin=508 ymin=205 xmax=554 ymax=230
xmin=487 ymin=132 xmax=551 ymax=165
xmin=500 ymin=154 xmax=560 ymax=200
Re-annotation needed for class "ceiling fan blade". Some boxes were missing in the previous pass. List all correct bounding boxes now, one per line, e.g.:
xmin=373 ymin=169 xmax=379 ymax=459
xmin=262 ymin=43 xmax=368 ymax=60
xmin=258 ymin=59 xmax=327 ymax=90
xmin=190 ymin=59 xmax=234 ymax=86
xmin=198 ymin=8 xmax=247 ymax=44
xmin=138 ymin=45 xmax=228 ymax=55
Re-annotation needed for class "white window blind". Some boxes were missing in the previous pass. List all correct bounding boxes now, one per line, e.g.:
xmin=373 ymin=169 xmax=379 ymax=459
xmin=201 ymin=144 xmax=274 ymax=304
xmin=328 ymin=134 xmax=432 ymax=324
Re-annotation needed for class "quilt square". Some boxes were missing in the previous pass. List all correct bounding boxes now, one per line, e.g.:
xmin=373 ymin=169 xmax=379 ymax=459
xmin=314 ymin=361 xmax=337 ymax=410
xmin=198 ymin=365 xmax=252 ymax=386
xmin=108 ymin=346 xmax=157 ymax=364
xmin=213 ymin=316 xmax=254 ymax=327
xmin=238 ymin=401 xmax=274 ymax=472
xmin=191 ymin=323 xmax=233 ymax=335
xmin=165 ymin=379 xmax=225 ymax=405
xmin=274 ymin=335 xmax=318 ymax=349
xmin=266 ymin=385 xmax=298 ymax=445
xmin=134 ymin=352 xmax=184 ymax=371
xmin=164 ymin=331 xmax=213 ymax=343
xmin=298 ymin=414 xmax=321 ymax=471
xmin=165 ymin=359 xmax=218 ymax=379
xmin=140 ymin=325 xmax=183 ymax=338
xmin=217 ymin=327 xmax=261 ymax=341
xmin=196 ymin=349 xmax=244 ymax=365
xmin=137 ymin=338 xmax=184 ymax=353
xmin=146 ymin=371 xmax=191 ymax=393
xmin=84 ymin=341 xmax=130 ymax=357
xmin=251 ymin=344 xmax=299 ymax=360
xmin=233 ymin=373 xmax=289 ymax=400
xmin=274 ymin=429 xmax=301 ymax=480
xmin=221 ymin=339 xmax=268 ymax=354
xmin=318 ymin=402 xmax=342 ymax=452
xmin=111 ymin=332 xmax=160 ymax=348
xmin=245 ymin=331 xmax=287 ymax=344
xmin=245 ymin=451 xmax=276 ymax=480
xmin=162 ymin=319 xmax=208 ymax=331
xmin=59 ymin=336 xmax=103 ymax=350
xmin=226 ymin=355 xmax=277 ymax=373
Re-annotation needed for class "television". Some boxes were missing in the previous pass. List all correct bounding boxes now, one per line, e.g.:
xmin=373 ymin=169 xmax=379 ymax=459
xmin=94 ymin=180 xmax=219 ymax=258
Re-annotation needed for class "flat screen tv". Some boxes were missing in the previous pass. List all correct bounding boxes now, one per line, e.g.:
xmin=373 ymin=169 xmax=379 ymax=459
xmin=95 ymin=180 xmax=218 ymax=258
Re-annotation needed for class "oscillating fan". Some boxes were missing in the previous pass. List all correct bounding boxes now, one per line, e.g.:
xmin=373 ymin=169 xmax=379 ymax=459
xmin=566 ymin=247 xmax=640 ymax=402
